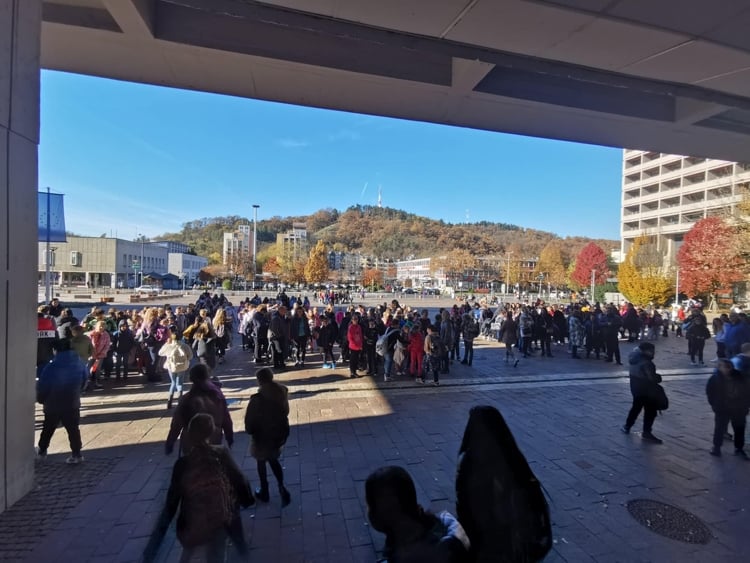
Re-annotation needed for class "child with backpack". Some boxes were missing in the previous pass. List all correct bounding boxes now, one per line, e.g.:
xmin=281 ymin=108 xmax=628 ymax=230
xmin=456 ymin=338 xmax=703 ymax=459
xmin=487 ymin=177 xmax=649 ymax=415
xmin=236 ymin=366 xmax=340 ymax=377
xmin=707 ymin=357 xmax=750 ymax=458
xmin=158 ymin=326 xmax=194 ymax=409
xmin=144 ymin=413 xmax=253 ymax=563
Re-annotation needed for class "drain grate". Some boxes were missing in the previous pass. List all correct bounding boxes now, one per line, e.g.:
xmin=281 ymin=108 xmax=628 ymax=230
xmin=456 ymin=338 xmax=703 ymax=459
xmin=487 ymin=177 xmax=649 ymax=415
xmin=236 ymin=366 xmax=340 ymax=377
xmin=626 ymin=499 xmax=712 ymax=544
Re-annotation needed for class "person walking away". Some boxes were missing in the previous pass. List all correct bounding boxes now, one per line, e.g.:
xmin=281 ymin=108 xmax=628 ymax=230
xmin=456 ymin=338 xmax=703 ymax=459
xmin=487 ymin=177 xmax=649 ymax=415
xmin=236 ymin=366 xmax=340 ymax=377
xmin=192 ymin=323 xmax=218 ymax=382
xmin=539 ymin=307 xmax=554 ymax=358
xmin=346 ymin=313 xmax=364 ymax=378
xmin=687 ymin=314 xmax=711 ymax=366
xmin=461 ymin=313 xmax=479 ymax=366
xmin=144 ymin=413 xmax=253 ymax=562
xmin=707 ymin=357 xmax=750 ymax=458
xmin=365 ymin=466 xmax=470 ymax=562
xmin=622 ymin=342 xmax=664 ymax=443
xmin=268 ymin=305 xmax=290 ymax=370
xmin=252 ymin=305 xmax=270 ymax=364
xmin=159 ymin=327 xmax=194 ymax=409
xmin=244 ymin=368 xmax=292 ymax=506
xmin=165 ymin=364 xmax=234 ymax=455
xmin=36 ymin=335 xmax=88 ymax=463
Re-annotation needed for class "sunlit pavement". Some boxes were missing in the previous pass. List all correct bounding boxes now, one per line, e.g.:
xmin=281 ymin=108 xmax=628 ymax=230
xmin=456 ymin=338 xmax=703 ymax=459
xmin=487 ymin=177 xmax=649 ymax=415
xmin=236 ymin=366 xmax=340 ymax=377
xmin=7 ymin=314 xmax=749 ymax=561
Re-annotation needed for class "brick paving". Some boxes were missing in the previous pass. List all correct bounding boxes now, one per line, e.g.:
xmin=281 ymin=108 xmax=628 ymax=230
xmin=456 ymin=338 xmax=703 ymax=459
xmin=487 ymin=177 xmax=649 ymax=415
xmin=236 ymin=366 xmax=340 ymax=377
xmin=12 ymin=330 xmax=750 ymax=562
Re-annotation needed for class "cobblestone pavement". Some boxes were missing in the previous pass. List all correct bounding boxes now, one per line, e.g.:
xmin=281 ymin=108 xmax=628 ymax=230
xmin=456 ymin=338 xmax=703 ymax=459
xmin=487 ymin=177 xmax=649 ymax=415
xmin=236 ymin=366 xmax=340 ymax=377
xmin=15 ymin=331 xmax=750 ymax=562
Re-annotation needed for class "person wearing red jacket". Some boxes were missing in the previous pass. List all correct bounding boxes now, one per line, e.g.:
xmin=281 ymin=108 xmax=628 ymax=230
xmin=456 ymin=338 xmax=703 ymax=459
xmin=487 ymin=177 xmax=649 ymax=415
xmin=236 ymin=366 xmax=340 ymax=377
xmin=408 ymin=325 xmax=425 ymax=379
xmin=347 ymin=314 xmax=364 ymax=379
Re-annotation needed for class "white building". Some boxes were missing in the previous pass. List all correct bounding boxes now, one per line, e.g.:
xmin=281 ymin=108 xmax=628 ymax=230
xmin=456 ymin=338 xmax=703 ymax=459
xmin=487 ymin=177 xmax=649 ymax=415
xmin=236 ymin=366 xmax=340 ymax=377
xmin=396 ymin=257 xmax=443 ymax=287
xmin=167 ymin=253 xmax=208 ymax=287
xmin=621 ymin=149 xmax=750 ymax=265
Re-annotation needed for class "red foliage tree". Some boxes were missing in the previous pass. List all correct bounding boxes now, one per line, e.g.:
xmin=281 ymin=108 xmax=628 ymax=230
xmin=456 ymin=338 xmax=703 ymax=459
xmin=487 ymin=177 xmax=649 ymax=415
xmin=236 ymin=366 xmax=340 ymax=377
xmin=571 ymin=242 xmax=610 ymax=288
xmin=677 ymin=217 xmax=743 ymax=299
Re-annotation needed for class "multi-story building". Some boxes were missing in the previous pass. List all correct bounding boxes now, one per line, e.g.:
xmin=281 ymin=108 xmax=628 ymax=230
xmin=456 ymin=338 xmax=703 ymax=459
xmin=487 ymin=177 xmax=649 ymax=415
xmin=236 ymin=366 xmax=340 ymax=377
xmin=223 ymin=224 xmax=253 ymax=265
xmin=621 ymin=150 xmax=750 ymax=266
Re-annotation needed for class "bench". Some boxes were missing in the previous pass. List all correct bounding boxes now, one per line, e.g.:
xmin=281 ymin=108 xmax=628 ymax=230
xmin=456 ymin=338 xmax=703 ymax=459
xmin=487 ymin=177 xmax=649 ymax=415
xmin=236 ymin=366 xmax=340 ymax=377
xmin=73 ymin=294 xmax=92 ymax=299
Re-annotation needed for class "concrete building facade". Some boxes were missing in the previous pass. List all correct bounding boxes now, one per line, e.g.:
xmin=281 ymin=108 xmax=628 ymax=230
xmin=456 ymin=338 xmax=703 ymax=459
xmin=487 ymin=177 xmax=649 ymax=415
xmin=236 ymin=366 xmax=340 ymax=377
xmin=276 ymin=222 xmax=308 ymax=263
xmin=621 ymin=149 xmax=750 ymax=265
xmin=37 ymin=236 xmax=207 ymax=289
xmin=222 ymin=224 xmax=252 ymax=266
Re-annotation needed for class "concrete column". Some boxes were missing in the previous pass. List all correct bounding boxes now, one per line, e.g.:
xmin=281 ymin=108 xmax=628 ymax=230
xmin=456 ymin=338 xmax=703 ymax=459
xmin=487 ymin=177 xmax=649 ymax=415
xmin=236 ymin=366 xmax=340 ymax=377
xmin=0 ymin=0 xmax=41 ymax=512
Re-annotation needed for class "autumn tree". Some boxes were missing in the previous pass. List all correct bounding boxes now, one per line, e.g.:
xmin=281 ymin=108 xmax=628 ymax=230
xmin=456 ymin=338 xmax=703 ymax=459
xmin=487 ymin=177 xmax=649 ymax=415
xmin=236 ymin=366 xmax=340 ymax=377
xmin=433 ymin=249 xmax=477 ymax=287
xmin=536 ymin=240 xmax=567 ymax=288
xmin=304 ymin=240 xmax=329 ymax=284
xmin=677 ymin=217 xmax=744 ymax=305
xmin=571 ymin=243 xmax=610 ymax=288
xmin=262 ymin=256 xmax=281 ymax=276
xmin=362 ymin=268 xmax=383 ymax=289
xmin=618 ymin=236 xmax=674 ymax=306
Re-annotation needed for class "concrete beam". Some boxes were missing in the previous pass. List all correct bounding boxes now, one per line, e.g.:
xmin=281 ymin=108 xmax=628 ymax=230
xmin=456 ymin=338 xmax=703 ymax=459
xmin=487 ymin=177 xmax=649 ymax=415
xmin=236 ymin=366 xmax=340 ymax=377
xmin=103 ymin=0 xmax=153 ymax=38
xmin=451 ymin=57 xmax=495 ymax=93
xmin=674 ymin=97 xmax=728 ymax=125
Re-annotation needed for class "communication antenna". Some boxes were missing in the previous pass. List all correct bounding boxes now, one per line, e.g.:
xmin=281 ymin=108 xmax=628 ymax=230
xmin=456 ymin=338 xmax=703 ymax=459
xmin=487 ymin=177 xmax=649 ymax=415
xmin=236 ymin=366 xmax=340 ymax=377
xmin=465 ymin=209 xmax=470 ymax=223
xmin=378 ymin=186 xmax=382 ymax=208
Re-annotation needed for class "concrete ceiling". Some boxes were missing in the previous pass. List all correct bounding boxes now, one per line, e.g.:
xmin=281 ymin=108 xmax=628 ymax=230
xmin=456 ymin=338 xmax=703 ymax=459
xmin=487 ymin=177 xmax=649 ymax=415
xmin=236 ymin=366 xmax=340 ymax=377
xmin=40 ymin=0 xmax=750 ymax=161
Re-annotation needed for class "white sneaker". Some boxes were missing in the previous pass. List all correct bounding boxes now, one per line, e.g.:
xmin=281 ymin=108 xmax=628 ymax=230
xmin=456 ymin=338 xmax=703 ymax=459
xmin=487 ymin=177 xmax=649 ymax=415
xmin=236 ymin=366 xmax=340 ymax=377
xmin=66 ymin=455 xmax=84 ymax=465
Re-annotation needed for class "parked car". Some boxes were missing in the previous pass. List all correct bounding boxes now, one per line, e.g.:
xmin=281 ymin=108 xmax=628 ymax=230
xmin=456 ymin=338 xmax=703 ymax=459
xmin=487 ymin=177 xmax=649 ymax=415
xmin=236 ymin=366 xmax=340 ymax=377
xmin=134 ymin=285 xmax=158 ymax=296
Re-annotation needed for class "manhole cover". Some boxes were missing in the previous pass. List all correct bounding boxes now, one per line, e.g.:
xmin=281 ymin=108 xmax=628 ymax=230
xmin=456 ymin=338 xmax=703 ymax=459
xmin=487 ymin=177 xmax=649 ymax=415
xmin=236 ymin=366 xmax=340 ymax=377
xmin=626 ymin=499 xmax=712 ymax=544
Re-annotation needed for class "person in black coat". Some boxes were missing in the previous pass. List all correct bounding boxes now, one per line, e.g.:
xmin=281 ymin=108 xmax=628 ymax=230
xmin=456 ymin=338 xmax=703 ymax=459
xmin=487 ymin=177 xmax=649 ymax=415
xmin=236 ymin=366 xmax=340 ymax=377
xmin=244 ymin=368 xmax=291 ymax=506
xmin=317 ymin=316 xmax=338 ymax=368
xmin=622 ymin=342 xmax=663 ymax=443
xmin=707 ymin=357 xmax=750 ymax=458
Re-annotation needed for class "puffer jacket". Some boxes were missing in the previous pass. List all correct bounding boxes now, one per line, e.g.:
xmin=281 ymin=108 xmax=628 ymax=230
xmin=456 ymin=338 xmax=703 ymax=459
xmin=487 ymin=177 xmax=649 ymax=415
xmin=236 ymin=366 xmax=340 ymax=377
xmin=628 ymin=347 xmax=661 ymax=398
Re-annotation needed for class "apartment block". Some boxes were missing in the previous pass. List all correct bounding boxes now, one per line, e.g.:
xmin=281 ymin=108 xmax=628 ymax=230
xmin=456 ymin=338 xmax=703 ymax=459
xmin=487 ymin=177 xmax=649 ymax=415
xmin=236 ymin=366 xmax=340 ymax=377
xmin=621 ymin=149 xmax=750 ymax=266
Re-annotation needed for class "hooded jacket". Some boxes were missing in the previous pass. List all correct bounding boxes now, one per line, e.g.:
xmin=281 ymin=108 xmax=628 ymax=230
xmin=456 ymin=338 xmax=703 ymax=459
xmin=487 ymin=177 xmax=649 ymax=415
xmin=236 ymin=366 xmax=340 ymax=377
xmin=37 ymin=350 xmax=88 ymax=412
xmin=628 ymin=346 xmax=661 ymax=397
xmin=165 ymin=380 xmax=233 ymax=454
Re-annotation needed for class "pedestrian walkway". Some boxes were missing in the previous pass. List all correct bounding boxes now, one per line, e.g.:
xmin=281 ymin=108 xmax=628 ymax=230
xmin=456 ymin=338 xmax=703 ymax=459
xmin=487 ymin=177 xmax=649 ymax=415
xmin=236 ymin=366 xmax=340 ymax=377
xmin=5 ymin=334 xmax=747 ymax=562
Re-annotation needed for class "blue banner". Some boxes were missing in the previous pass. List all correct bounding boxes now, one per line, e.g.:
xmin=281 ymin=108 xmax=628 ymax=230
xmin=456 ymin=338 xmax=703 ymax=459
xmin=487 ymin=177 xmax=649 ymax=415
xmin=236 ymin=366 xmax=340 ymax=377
xmin=38 ymin=191 xmax=67 ymax=242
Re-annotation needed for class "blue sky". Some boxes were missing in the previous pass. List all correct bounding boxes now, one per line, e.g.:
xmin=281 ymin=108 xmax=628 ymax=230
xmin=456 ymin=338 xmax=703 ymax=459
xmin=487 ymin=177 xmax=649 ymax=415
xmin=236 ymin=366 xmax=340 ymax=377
xmin=39 ymin=70 xmax=624 ymax=241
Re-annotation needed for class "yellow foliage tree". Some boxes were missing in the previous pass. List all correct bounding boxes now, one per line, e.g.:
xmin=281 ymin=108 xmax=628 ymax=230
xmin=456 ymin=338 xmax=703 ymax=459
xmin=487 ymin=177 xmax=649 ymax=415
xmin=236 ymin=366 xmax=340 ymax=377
xmin=304 ymin=240 xmax=329 ymax=284
xmin=618 ymin=236 xmax=674 ymax=306
xmin=537 ymin=240 xmax=567 ymax=287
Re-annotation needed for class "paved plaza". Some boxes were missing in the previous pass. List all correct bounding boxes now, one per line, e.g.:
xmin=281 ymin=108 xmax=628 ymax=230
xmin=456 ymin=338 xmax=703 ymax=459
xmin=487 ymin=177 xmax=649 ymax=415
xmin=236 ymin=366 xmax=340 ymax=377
xmin=5 ymin=305 xmax=749 ymax=562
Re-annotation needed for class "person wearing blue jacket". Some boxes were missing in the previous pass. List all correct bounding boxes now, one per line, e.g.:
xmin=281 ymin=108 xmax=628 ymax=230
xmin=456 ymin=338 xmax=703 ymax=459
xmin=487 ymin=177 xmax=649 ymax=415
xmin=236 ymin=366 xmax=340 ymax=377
xmin=36 ymin=337 xmax=88 ymax=464
xmin=723 ymin=312 xmax=750 ymax=357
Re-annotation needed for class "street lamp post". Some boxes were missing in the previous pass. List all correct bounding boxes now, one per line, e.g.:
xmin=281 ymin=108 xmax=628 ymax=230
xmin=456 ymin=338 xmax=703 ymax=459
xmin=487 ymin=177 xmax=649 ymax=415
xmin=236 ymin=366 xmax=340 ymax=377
xmin=590 ymin=269 xmax=596 ymax=305
xmin=505 ymin=251 xmax=513 ymax=295
xmin=139 ymin=234 xmax=145 ymax=286
xmin=252 ymin=204 xmax=260 ymax=289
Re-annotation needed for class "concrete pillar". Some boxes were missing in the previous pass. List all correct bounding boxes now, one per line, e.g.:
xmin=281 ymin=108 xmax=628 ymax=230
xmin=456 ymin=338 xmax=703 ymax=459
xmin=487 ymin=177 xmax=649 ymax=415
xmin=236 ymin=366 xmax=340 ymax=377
xmin=0 ymin=0 xmax=41 ymax=512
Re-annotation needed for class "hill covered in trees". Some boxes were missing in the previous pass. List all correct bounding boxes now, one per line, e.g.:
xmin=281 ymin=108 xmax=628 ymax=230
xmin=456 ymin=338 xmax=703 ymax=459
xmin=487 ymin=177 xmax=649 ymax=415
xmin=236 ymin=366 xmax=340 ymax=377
xmin=153 ymin=205 xmax=618 ymax=264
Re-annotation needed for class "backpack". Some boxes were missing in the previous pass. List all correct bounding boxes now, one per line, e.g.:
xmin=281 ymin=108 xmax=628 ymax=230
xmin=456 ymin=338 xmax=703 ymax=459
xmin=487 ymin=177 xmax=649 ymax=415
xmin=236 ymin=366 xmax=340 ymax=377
xmin=178 ymin=449 xmax=236 ymax=548
xmin=169 ymin=342 xmax=191 ymax=373
xmin=456 ymin=405 xmax=552 ymax=563
xmin=376 ymin=328 xmax=395 ymax=357
xmin=429 ymin=334 xmax=446 ymax=357
xmin=465 ymin=319 xmax=481 ymax=339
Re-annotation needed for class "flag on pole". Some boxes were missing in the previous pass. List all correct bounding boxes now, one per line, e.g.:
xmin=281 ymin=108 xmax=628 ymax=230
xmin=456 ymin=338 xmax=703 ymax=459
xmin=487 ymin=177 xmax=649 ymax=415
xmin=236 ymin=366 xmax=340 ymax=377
xmin=38 ymin=191 xmax=67 ymax=242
